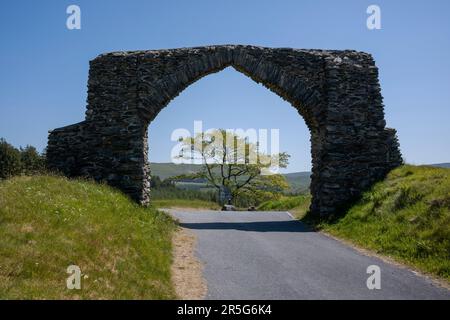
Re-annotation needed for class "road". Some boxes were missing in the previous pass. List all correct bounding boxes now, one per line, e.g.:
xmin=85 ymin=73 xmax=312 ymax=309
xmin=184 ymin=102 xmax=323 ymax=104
xmin=169 ymin=210 xmax=450 ymax=300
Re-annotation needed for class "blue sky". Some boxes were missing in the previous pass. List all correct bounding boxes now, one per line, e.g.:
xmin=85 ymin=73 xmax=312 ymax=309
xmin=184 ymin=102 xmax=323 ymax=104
xmin=1 ymin=0 xmax=449 ymax=172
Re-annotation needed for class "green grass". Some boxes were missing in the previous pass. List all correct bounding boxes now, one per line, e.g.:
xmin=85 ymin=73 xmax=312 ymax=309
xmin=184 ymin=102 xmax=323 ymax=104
xmin=151 ymin=198 xmax=220 ymax=210
xmin=258 ymin=194 xmax=311 ymax=219
xmin=0 ymin=175 xmax=176 ymax=299
xmin=149 ymin=162 xmax=312 ymax=193
xmin=282 ymin=171 xmax=311 ymax=193
xmin=150 ymin=185 xmax=217 ymax=203
xmin=310 ymin=165 xmax=450 ymax=281
xmin=258 ymin=165 xmax=450 ymax=282
xmin=149 ymin=162 xmax=203 ymax=180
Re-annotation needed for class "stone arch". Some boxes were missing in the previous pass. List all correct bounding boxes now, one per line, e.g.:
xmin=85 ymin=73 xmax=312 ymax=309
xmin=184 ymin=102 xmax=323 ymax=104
xmin=47 ymin=45 xmax=402 ymax=216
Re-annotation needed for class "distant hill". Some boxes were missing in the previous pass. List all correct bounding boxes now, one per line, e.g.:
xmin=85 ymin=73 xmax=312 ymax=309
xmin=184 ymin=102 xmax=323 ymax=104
xmin=150 ymin=162 xmax=449 ymax=192
xmin=150 ymin=162 xmax=311 ymax=193
xmin=282 ymin=171 xmax=311 ymax=193
xmin=150 ymin=162 xmax=203 ymax=180
xmin=430 ymin=163 xmax=450 ymax=169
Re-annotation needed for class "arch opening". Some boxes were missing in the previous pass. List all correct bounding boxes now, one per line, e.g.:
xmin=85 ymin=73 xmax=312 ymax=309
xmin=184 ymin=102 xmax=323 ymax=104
xmin=146 ymin=66 xmax=312 ymax=207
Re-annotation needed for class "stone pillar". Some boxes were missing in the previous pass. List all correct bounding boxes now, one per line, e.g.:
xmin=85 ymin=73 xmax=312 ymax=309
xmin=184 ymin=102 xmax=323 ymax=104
xmin=310 ymin=52 xmax=402 ymax=216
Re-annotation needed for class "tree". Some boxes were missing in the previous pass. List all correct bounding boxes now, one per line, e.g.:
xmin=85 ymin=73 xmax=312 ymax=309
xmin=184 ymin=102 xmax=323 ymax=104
xmin=0 ymin=138 xmax=22 ymax=179
xmin=150 ymin=175 xmax=163 ymax=188
xmin=175 ymin=129 xmax=290 ymax=205
xmin=20 ymin=145 xmax=46 ymax=175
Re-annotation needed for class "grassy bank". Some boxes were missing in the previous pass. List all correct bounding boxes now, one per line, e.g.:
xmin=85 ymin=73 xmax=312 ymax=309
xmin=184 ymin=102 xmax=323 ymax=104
xmin=259 ymin=165 xmax=450 ymax=282
xmin=258 ymin=194 xmax=311 ymax=218
xmin=313 ymin=165 xmax=450 ymax=281
xmin=151 ymin=198 xmax=220 ymax=210
xmin=0 ymin=175 xmax=176 ymax=299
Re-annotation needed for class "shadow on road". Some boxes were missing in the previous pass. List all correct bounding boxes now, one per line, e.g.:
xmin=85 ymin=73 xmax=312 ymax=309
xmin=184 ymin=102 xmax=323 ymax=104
xmin=180 ymin=220 xmax=313 ymax=233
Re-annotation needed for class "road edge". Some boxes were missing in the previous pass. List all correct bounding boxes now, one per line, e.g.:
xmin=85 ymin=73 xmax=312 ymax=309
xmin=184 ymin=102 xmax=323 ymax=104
xmin=285 ymin=210 xmax=450 ymax=291
xmin=171 ymin=225 xmax=208 ymax=300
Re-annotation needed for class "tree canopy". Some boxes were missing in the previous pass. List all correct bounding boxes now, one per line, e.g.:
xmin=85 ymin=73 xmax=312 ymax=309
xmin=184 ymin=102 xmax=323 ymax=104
xmin=174 ymin=129 xmax=290 ymax=205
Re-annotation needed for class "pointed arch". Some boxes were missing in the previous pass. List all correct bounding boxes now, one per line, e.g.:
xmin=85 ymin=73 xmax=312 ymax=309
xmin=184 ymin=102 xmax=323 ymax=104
xmin=47 ymin=45 xmax=402 ymax=216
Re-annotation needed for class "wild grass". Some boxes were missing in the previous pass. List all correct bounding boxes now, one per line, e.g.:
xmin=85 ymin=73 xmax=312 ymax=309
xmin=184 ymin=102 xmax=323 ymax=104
xmin=258 ymin=194 xmax=311 ymax=219
xmin=151 ymin=198 xmax=221 ymax=210
xmin=0 ymin=175 xmax=176 ymax=299
xmin=258 ymin=165 xmax=450 ymax=282
xmin=311 ymin=165 xmax=450 ymax=281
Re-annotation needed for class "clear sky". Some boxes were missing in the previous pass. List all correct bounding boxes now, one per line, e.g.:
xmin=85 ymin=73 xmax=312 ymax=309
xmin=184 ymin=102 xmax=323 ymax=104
xmin=1 ymin=0 xmax=449 ymax=173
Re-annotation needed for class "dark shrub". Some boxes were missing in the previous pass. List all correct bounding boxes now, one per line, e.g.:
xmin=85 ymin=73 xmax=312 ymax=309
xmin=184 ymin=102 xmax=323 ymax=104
xmin=0 ymin=138 xmax=22 ymax=179
xmin=20 ymin=145 xmax=46 ymax=175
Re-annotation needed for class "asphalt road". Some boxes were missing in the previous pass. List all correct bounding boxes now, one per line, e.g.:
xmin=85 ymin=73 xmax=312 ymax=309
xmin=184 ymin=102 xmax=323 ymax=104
xmin=169 ymin=210 xmax=450 ymax=300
